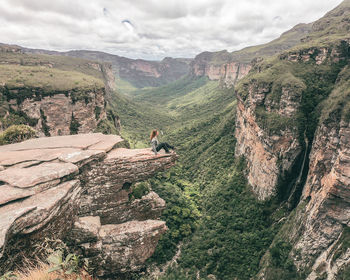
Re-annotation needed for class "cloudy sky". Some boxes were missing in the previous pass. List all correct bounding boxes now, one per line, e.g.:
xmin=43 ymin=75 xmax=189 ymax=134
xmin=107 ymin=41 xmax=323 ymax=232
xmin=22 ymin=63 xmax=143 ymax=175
xmin=0 ymin=0 xmax=344 ymax=60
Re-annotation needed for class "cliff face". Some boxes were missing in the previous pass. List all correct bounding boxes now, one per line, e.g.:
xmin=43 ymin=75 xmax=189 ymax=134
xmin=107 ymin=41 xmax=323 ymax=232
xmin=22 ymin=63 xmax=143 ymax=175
xmin=235 ymin=20 xmax=350 ymax=277
xmin=189 ymin=22 xmax=313 ymax=87
xmin=0 ymin=133 xmax=177 ymax=277
xmin=6 ymin=88 xmax=106 ymax=137
xmin=294 ymin=115 xmax=350 ymax=279
xmin=0 ymin=45 xmax=119 ymax=136
xmin=235 ymin=74 xmax=303 ymax=200
xmin=190 ymin=54 xmax=251 ymax=87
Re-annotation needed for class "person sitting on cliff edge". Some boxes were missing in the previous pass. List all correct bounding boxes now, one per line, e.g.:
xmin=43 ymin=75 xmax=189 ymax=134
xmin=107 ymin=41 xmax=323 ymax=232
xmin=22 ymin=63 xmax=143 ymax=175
xmin=150 ymin=129 xmax=175 ymax=155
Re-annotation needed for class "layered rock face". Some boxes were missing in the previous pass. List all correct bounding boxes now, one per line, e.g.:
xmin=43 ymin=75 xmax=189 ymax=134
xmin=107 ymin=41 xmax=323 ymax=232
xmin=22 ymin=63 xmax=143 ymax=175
xmin=189 ymin=22 xmax=314 ymax=87
xmin=6 ymin=88 xmax=107 ymax=137
xmin=235 ymin=80 xmax=302 ymax=200
xmin=190 ymin=53 xmax=251 ymax=87
xmin=0 ymin=45 xmax=120 ymax=136
xmin=236 ymin=34 xmax=350 ymax=277
xmin=65 ymin=53 xmax=191 ymax=88
xmin=0 ymin=134 xmax=177 ymax=277
xmin=295 ymin=117 xmax=350 ymax=279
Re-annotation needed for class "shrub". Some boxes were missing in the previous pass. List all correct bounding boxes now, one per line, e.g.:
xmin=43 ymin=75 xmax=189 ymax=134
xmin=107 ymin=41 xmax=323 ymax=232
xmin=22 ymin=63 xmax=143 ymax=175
xmin=0 ymin=125 xmax=36 ymax=145
xmin=40 ymin=109 xmax=50 ymax=136
xmin=69 ymin=113 xmax=80 ymax=135
xmin=94 ymin=119 xmax=119 ymax=135
xmin=130 ymin=182 xmax=150 ymax=200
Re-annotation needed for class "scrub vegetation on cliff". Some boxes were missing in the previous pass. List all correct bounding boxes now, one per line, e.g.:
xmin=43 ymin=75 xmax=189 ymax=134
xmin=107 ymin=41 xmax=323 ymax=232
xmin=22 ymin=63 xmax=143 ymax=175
xmin=0 ymin=47 xmax=118 ymax=137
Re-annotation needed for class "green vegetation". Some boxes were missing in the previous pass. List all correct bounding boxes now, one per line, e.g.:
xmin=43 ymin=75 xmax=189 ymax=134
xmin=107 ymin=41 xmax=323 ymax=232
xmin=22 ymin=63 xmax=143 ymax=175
xmin=114 ymin=75 xmax=138 ymax=94
xmin=194 ymin=22 xmax=312 ymax=65
xmin=0 ymin=239 xmax=93 ymax=280
xmin=176 ymin=168 xmax=280 ymax=280
xmin=132 ymin=76 xmax=208 ymax=104
xmin=149 ymin=170 xmax=200 ymax=263
xmin=237 ymin=42 xmax=348 ymax=144
xmin=69 ymin=113 xmax=80 ymax=135
xmin=255 ymin=106 xmax=296 ymax=136
xmin=0 ymin=109 xmax=38 ymax=129
xmin=337 ymin=263 xmax=350 ymax=280
xmin=319 ymin=65 xmax=350 ymax=123
xmin=130 ymin=182 xmax=151 ymax=200
xmin=0 ymin=50 xmax=104 ymax=79
xmin=110 ymin=74 xmax=286 ymax=279
xmin=1 ymin=3 xmax=349 ymax=277
xmin=0 ymin=64 xmax=103 ymax=91
xmin=332 ymin=226 xmax=350 ymax=264
xmin=292 ymin=1 xmax=350 ymax=50
xmin=40 ymin=109 xmax=50 ymax=136
xmin=0 ymin=125 xmax=36 ymax=145
xmin=94 ymin=119 xmax=118 ymax=135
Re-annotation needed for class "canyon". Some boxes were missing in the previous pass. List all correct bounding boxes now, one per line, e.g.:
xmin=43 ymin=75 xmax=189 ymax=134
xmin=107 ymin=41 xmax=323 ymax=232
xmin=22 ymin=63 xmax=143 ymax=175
xmin=1 ymin=1 xmax=350 ymax=279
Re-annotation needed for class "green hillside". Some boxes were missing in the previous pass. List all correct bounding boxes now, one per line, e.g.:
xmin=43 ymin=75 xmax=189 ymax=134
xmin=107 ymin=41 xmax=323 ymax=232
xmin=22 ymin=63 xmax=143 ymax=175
xmin=110 ymin=74 xmax=285 ymax=279
xmin=0 ymin=46 xmax=105 ymax=92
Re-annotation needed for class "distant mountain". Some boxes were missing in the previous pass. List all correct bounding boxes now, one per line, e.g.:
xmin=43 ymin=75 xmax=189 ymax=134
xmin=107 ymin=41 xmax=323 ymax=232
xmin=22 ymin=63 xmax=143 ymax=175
xmin=22 ymin=48 xmax=192 ymax=88
xmin=190 ymin=22 xmax=312 ymax=86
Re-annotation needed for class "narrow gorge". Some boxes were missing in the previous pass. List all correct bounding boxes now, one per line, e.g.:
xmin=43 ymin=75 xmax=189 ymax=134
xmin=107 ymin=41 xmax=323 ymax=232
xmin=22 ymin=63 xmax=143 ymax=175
xmin=1 ymin=1 xmax=350 ymax=280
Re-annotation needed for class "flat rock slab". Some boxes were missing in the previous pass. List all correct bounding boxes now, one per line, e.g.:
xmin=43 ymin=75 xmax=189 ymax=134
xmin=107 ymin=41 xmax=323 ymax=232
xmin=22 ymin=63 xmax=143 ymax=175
xmin=0 ymin=162 xmax=78 ymax=188
xmin=0 ymin=180 xmax=79 ymax=256
xmin=106 ymin=148 xmax=173 ymax=162
xmin=0 ymin=148 xmax=78 ymax=167
xmin=99 ymin=220 xmax=166 ymax=237
xmin=0 ymin=133 xmax=123 ymax=153
xmin=0 ymin=185 xmax=35 ymax=206
xmin=58 ymin=149 xmax=105 ymax=165
xmin=88 ymin=134 xmax=124 ymax=152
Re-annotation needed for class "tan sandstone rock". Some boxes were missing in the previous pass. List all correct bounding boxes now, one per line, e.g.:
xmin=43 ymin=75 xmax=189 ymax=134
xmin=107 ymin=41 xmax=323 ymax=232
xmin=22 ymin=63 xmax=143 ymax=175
xmin=0 ymin=133 xmax=177 ymax=276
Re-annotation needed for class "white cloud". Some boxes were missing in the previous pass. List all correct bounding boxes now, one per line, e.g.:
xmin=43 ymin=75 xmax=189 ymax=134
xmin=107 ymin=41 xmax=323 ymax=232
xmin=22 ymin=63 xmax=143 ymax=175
xmin=0 ymin=0 xmax=344 ymax=60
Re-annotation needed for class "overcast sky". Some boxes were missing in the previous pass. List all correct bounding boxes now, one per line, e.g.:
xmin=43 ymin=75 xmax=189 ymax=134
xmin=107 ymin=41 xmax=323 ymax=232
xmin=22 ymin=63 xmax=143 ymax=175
xmin=0 ymin=0 xmax=344 ymax=60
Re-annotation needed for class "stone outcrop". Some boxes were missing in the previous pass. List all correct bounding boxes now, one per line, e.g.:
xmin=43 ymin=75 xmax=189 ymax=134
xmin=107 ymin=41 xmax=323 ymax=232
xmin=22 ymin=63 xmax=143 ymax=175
xmin=295 ymin=117 xmax=350 ymax=279
xmin=189 ymin=22 xmax=313 ymax=87
xmin=234 ymin=80 xmax=302 ymax=200
xmin=0 ymin=46 xmax=120 ymax=136
xmin=0 ymin=133 xmax=177 ymax=277
xmin=190 ymin=52 xmax=251 ymax=87
xmin=235 ymin=21 xmax=350 ymax=277
xmin=6 ymin=88 xmax=107 ymax=137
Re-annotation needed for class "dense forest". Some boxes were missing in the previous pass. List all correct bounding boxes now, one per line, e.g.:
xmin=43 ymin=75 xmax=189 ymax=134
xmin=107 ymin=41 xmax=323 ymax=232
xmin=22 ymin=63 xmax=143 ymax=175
xmin=110 ymin=76 xmax=298 ymax=280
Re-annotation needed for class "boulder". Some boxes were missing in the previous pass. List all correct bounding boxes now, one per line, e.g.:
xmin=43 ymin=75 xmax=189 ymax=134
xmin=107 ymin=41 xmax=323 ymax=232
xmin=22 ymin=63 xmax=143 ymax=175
xmin=0 ymin=133 xmax=177 ymax=276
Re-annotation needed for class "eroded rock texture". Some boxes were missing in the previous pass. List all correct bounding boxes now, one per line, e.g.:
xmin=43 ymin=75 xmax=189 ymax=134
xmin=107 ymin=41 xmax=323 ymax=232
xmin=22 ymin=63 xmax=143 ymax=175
xmin=294 ymin=117 xmax=350 ymax=279
xmin=0 ymin=133 xmax=177 ymax=277
xmin=6 ymin=88 xmax=107 ymax=137
xmin=235 ymin=80 xmax=302 ymax=200
xmin=191 ymin=58 xmax=251 ymax=87
xmin=237 ymin=38 xmax=350 ymax=278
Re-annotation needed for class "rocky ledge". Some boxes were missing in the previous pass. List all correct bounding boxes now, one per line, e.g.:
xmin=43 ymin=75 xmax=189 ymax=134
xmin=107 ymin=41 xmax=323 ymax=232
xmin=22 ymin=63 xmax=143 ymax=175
xmin=0 ymin=133 xmax=177 ymax=277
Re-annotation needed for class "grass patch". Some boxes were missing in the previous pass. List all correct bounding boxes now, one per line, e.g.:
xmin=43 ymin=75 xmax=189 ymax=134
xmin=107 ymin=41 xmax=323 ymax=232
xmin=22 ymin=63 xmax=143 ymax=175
xmin=255 ymin=106 xmax=296 ymax=135
xmin=0 ymin=64 xmax=103 ymax=91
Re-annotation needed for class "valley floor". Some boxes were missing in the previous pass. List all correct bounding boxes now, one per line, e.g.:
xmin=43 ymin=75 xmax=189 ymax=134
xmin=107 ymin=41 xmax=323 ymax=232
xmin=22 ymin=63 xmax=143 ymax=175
xmin=111 ymin=77 xmax=294 ymax=280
